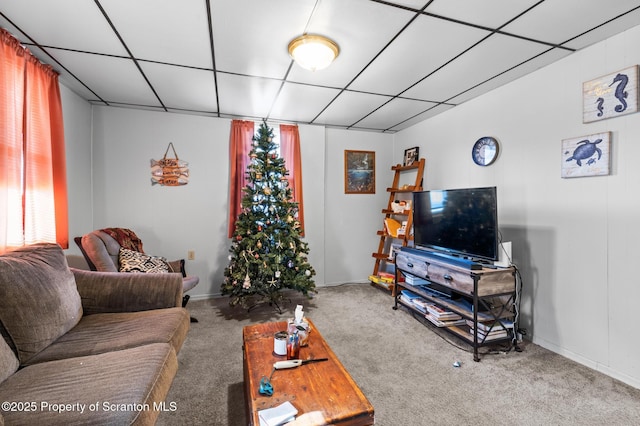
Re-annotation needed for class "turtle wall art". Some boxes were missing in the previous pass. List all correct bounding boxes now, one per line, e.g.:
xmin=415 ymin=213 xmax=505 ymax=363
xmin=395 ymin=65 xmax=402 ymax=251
xmin=561 ymin=132 xmax=611 ymax=178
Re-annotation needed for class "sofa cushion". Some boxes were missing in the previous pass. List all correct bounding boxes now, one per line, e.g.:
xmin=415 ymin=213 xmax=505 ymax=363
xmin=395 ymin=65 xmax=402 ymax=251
xmin=118 ymin=247 xmax=170 ymax=273
xmin=0 ymin=338 xmax=19 ymax=385
xmin=0 ymin=244 xmax=82 ymax=364
xmin=24 ymin=307 xmax=189 ymax=366
xmin=0 ymin=343 xmax=178 ymax=425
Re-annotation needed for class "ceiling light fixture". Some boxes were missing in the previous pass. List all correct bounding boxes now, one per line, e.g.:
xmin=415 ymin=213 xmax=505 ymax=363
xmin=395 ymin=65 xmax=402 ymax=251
xmin=288 ymin=34 xmax=339 ymax=71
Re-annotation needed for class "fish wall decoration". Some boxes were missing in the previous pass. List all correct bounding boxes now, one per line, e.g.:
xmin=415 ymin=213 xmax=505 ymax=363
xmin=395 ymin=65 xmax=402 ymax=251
xmin=151 ymin=142 xmax=189 ymax=186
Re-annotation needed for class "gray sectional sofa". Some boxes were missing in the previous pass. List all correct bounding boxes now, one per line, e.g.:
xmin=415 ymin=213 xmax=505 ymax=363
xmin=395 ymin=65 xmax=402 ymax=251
xmin=0 ymin=243 xmax=190 ymax=425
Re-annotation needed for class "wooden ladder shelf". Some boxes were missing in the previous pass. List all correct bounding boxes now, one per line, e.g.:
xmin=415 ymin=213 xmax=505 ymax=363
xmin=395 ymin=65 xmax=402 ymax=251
xmin=370 ymin=158 xmax=425 ymax=292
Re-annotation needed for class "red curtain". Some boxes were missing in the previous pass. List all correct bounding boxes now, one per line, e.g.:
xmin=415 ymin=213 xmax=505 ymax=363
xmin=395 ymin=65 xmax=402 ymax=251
xmin=0 ymin=29 xmax=67 ymax=253
xmin=227 ymin=120 xmax=255 ymax=238
xmin=280 ymin=124 xmax=305 ymax=236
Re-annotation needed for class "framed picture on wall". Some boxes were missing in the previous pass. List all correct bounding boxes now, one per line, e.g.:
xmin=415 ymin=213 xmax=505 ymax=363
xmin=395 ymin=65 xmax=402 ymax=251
xmin=561 ymin=132 xmax=611 ymax=178
xmin=583 ymin=66 xmax=638 ymax=123
xmin=344 ymin=150 xmax=375 ymax=194
xmin=403 ymin=147 xmax=419 ymax=166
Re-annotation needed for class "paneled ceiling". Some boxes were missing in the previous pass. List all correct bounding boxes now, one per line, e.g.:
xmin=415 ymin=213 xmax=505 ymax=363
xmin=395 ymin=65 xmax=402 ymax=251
xmin=2 ymin=0 xmax=640 ymax=133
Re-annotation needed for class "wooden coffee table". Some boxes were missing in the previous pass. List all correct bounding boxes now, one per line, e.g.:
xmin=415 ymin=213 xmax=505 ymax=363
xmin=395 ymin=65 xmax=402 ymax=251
xmin=243 ymin=319 xmax=374 ymax=426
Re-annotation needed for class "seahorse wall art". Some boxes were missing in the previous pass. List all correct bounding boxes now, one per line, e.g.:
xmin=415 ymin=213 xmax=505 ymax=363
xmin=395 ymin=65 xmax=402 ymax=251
xmin=561 ymin=132 xmax=611 ymax=178
xmin=583 ymin=66 xmax=638 ymax=123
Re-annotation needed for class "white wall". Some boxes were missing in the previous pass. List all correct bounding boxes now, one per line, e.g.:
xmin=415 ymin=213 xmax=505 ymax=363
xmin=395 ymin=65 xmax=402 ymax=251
xmin=395 ymin=25 xmax=640 ymax=389
xmin=59 ymin=85 xmax=93 ymax=246
xmin=73 ymin=107 xmax=394 ymax=297
xmin=324 ymin=128 xmax=393 ymax=285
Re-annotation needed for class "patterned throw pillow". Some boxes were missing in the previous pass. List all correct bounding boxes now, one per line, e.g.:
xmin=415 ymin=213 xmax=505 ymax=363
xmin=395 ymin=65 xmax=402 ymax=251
xmin=118 ymin=248 xmax=170 ymax=273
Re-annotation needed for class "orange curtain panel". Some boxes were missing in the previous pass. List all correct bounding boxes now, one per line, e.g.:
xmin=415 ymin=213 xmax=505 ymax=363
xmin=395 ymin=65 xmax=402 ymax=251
xmin=227 ymin=120 xmax=255 ymax=238
xmin=0 ymin=29 xmax=67 ymax=253
xmin=279 ymin=124 xmax=305 ymax=236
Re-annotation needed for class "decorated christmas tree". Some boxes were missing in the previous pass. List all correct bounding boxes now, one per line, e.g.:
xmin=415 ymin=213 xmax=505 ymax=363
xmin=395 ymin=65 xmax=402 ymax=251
xmin=222 ymin=121 xmax=316 ymax=310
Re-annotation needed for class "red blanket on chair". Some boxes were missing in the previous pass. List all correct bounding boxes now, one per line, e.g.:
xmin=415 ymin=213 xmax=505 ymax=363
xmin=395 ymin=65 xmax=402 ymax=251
xmin=100 ymin=228 xmax=144 ymax=253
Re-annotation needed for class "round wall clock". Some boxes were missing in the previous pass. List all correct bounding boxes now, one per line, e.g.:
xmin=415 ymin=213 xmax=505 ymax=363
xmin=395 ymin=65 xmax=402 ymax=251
xmin=472 ymin=136 xmax=499 ymax=166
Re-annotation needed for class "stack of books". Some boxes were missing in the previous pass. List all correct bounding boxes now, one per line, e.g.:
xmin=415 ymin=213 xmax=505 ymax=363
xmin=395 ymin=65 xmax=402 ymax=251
xmin=425 ymin=305 xmax=465 ymax=327
xmin=368 ymin=273 xmax=394 ymax=286
xmin=466 ymin=319 xmax=513 ymax=341
xmin=404 ymin=275 xmax=429 ymax=286
xmin=399 ymin=290 xmax=433 ymax=314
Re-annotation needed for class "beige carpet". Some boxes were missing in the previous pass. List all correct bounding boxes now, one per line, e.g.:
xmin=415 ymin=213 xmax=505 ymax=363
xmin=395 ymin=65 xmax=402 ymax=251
xmin=158 ymin=283 xmax=640 ymax=426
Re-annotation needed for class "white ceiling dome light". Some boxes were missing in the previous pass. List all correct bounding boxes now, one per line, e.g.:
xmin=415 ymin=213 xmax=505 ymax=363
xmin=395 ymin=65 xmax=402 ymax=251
xmin=288 ymin=34 xmax=339 ymax=71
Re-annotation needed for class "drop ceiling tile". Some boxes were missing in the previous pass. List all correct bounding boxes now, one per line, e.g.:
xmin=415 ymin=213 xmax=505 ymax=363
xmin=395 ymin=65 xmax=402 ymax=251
xmin=349 ymin=14 xmax=490 ymax=95
xmin=564 ymin=7 xmax=640 ymax=50
xmin=502 ymin=0 xmax=640 ymax=45
xmin=50 ymin=50 xmax=161 ymax=107
xmin=287 ymin=0 xmax=417 ymax=88
xmin=389 ymin=1 xmax=431 ymax=9
xmin=211 ymin=0 xmax=313 ymax=79
xmin=388 ymin=103 xmax=456 ymax=131
xmin=269 ymin=82 xmax=341 ymax=123
xmin=448 ymin=48 xmax=572 ymax=104
xmin=139 ymin=62 xmax=218 ymax=113
xmin=355 ymin=97 xmax=438 ymax=130
xmin=314 ymin=91 xmax=392 ymax=127
xmin=216 ymin=73 xmax=283 ymax=119
xmin=403 ymin=33 xmax=550 ymax=102
xmin=0 ymin=0 xmax=126 ymax=55
xmin=99 ymin=0 xmax=213 ymax=69
xmin=426 ymin=0 xmax=543 ymax=28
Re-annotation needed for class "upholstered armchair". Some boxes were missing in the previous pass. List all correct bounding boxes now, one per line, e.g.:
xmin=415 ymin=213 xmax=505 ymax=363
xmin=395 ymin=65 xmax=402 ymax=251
xmin=75 ymin=229 xmax=199 ymax=311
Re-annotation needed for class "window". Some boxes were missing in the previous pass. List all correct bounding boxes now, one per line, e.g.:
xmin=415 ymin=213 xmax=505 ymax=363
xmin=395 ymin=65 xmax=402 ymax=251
xmin=0 ymin=29 xmax=68 ymax=253
xmin=227 ymin=120 xmax=305 ymax=237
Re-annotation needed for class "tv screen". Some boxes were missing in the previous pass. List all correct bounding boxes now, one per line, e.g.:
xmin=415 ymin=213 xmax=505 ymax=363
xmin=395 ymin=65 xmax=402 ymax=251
xmin=412 ymin=186 xmax=498 ymax=262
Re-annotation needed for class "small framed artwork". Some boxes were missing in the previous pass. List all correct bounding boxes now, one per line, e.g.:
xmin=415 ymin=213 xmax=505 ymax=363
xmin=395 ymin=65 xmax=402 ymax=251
xmin=561 ymin=132 xmax=611 ymax=178
xmin=583 ymin=65 xmax=638 ymax=123
xmin=344 ymin=150 xmax=375 ymax=194
xmin=403 ymin=147 xmax=419 ymax=166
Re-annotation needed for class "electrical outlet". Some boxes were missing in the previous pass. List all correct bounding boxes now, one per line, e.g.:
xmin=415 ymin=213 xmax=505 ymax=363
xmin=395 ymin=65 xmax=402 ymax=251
xmin=187 ymin=250 xmax=195 ymax=260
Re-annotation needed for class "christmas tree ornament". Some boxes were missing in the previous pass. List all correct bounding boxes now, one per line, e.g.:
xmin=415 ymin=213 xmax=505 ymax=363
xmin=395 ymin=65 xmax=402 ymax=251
xmin=243 ymin=273 xmax=251 ymax=289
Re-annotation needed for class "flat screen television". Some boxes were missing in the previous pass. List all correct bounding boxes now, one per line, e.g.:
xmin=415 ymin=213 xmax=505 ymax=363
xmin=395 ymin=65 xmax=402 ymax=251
xmin=412 ymin=186 xmax=499 ymax=262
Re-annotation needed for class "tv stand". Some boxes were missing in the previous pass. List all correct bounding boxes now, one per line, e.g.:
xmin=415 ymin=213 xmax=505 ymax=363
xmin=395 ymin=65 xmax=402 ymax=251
xmin=394 ymin=246 xmax=517 ymax=361
xmin=402 ymin=248 xmax=483 ymax=270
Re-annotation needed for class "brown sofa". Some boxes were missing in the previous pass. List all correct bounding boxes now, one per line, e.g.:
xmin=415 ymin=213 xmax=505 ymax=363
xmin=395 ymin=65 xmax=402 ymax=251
xmin=0 ymin=243 xmax=190 ymax=425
